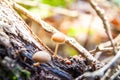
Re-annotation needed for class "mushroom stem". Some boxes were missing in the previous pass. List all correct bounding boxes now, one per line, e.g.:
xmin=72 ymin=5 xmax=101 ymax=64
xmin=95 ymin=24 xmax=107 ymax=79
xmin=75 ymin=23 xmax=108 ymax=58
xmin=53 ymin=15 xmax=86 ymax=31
xmin=54 ymin=43 xmax=59 ymax=57
xmin=33 ymin=62 xmax=40 ymax=66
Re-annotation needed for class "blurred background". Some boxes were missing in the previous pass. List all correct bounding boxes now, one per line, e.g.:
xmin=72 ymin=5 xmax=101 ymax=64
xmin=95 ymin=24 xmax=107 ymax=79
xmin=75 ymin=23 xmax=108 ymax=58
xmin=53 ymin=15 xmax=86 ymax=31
xmin=15 ymin=0 xmax=120 ymax=57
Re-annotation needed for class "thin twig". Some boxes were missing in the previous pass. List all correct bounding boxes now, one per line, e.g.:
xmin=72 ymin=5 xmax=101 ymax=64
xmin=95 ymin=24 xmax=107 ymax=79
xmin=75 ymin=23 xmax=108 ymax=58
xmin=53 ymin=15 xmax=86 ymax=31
xmin=89 ymin=34 xmax=120 ymax=54
xmin=88 ymin=0 xmax=116 ymax=55
xmin=89 ymin=46 xmax=120 ymax=54
xmin=12 ymin=2 xmax=103 ymax=68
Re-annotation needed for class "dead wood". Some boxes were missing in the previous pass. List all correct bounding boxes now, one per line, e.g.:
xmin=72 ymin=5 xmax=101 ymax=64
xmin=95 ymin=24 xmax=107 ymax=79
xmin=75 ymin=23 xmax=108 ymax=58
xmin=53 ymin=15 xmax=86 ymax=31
xmin=0 ymin=0 xmax=96 ymax=80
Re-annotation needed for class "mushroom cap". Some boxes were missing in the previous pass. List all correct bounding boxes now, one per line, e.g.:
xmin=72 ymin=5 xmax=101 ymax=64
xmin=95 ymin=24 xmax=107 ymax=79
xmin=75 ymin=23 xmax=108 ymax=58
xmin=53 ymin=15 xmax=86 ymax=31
xmin=32 ymin=51 xmax=51 ymax=63
xmin=51 ymin=32 xmax=65 ymax=43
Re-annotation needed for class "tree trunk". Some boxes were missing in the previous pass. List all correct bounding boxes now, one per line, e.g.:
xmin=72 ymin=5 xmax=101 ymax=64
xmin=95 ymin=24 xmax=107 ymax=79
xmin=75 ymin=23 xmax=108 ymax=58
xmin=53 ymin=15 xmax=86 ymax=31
xmin=0 ymin=0 xmax=95 ymax=80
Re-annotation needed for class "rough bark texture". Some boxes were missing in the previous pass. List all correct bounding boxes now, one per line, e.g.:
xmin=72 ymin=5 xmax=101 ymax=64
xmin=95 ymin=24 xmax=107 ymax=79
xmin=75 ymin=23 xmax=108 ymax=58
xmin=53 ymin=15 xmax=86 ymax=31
xmin=0 ymin=0 xmax=95 ymax=80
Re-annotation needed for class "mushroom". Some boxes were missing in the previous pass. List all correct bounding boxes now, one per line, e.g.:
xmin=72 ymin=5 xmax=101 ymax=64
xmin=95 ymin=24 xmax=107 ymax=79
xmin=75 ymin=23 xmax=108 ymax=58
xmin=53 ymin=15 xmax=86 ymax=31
xmin=51 ymin=32 xmax=65 ymax=57
xmin=32 ymin=51 xmax=51 ymax=66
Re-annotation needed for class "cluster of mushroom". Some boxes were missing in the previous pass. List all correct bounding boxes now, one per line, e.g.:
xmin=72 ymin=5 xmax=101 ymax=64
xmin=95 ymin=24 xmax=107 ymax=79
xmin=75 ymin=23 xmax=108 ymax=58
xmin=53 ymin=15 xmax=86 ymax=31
xmin=32 ymin=32 xmax=66 ymax=66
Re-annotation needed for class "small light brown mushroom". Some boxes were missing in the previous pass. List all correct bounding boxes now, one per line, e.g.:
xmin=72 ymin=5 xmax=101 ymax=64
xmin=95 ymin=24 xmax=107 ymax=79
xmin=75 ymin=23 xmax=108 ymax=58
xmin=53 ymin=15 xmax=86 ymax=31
xmin=51 ymin=32 xmax=65 ymax=57
xmin=32 ymin=51 xmax=51 ymax=66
